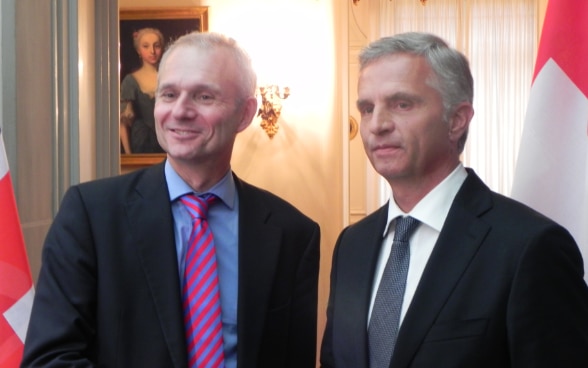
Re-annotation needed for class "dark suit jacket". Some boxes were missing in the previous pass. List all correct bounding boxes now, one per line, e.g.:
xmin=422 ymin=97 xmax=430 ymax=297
xmin=22 ymin=163 xmax=320 ymax=368
xmin=321 ymin=169 xmax=588 ymax=368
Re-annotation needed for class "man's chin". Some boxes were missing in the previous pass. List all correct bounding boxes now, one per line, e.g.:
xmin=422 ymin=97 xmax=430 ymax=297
xmin=166 ymin=147 xmax=196 ymax=161
xmin=373 ymin=163 xmax=405 ymax=180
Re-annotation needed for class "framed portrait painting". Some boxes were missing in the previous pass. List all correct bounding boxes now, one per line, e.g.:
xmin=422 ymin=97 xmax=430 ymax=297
xmin=119 ymin=7 xmax=208 ymax=173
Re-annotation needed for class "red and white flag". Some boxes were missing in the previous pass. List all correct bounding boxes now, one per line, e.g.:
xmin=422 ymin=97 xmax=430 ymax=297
xmin=0 ymin=129 xmax=34 ymax=367
xmin=511 ymin=0 xmax=588 ymax=273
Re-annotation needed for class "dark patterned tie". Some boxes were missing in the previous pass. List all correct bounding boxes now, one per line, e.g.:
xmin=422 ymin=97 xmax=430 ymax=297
xmin=180 ymin=194 xmax=225 ymax=368
xmin=368 ymin=216 xmax=420 ymax=368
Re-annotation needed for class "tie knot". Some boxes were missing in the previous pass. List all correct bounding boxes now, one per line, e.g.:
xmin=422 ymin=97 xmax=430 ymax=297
xmin=180 ymin=193 xmax=216 ymax=220
xmin=393 ymin=216 xmax=420 ymax=242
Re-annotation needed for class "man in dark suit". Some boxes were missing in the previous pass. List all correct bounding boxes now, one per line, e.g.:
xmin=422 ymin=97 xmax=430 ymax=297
xmin=22 ymin=32 xmax=320 ymax=368
xmin=320 ymin=32 xmax=588 ymax=368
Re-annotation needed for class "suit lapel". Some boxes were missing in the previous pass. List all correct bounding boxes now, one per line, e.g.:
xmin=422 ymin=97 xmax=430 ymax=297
xmin=330 ymin=204 xmax=388 ymax=368
xmin=125 ymin=163 xmax=187 ymax=368
xmin=355 ymin=207 xmax=390 ymax=368
xmin=391 ymin=170 xmax=492 ymax=368
xmin=234 ymin=177 xmax=283 ymax=367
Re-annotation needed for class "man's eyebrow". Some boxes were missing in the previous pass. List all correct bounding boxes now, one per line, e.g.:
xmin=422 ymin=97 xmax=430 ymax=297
xmin=356 ymin=99 xmax=371 ymax=109
xmin=356 ymin=92 xmax=421 ymax=107
xmin=156 ymin=82 xmax=174 ymax=91
xmin=386 ymin=92 xmax=421 ymax=102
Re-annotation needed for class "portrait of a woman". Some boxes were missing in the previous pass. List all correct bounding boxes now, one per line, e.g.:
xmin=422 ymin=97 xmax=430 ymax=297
xmin=120 ymin=27 xmax=165 ymax=154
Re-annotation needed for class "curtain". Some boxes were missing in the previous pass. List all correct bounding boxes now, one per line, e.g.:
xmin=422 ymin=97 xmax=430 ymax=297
xmin=378 ymin=0 xmax=539 ymax=196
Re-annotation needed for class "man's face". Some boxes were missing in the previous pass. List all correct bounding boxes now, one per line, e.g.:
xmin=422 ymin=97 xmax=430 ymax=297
xmin=357 ymin=53 xmax=456 ymax=187
xmin=154 ymin=46 xmax=253 ymax=169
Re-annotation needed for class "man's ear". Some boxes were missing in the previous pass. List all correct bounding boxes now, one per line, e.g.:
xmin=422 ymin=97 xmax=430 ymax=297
xmin=448 ymin=102 xmax=474 ymax=142
xmin=236 ymin=96 xmax=258 ymax=133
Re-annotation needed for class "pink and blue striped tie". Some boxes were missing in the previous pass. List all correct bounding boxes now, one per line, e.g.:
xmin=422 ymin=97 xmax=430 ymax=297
xmin=180 ymin=194 xmax=225 ymax=368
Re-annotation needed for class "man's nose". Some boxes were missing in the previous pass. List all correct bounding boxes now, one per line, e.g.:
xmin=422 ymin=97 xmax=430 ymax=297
xmin=369 ymin=105 xmax=394 ymax=134
xmin=172 ymin=94 xmax=197 ymax=119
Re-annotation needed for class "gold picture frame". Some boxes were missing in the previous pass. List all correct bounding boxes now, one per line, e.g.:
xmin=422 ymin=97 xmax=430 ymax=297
xmin=119 ymin=7 xmax=209 ymax=173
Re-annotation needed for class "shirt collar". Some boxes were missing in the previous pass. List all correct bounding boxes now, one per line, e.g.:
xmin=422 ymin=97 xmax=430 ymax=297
xmin=164 ymin=160 xmax=236 ymax=209
xmin=384 ymin=163 xmax=468 ymax=236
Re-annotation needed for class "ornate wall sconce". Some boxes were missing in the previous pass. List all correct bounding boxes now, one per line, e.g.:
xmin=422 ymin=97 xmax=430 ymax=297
xmin=256 ymin=85 xmax=290 ymax=138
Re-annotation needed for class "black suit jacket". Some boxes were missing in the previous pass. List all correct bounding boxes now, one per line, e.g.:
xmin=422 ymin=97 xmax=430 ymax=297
xmin=321 ymin=169 xmax=588 ymax=367
xmin=22 ymin=163 xmax=320 ymax=368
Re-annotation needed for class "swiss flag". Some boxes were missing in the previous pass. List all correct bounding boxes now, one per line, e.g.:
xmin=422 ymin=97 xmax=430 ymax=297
xmin=511 ymin=0 xmax=588 ymax=274
xmin=0 ymin=128 xmax=34 ymax=367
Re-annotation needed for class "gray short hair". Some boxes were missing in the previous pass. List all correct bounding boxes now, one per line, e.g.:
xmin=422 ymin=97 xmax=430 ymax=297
xmin=158 ymin=32 xmax=257 ymax=100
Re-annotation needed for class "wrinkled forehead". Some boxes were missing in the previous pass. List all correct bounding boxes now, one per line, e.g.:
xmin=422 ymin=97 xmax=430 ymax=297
xmin=359 ymin=53 xmax=441 ymax=93
xmin=158 ymin=45 xmax=240 ymax=88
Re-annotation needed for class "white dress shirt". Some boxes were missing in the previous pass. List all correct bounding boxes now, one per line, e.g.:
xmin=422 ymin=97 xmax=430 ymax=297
xmin=368 ymin=164 xmax=468 ymax=326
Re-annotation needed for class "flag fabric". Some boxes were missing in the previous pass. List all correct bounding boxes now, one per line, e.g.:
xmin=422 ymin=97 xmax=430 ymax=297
xmin=0 ymin=128 xmax=34 ymax=367
xmin=511 ymin=0 xmax=588 ymax=275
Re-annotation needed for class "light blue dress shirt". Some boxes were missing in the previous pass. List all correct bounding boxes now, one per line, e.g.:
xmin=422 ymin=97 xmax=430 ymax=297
xmin=165 ymin=161 xmax=239 ymax=368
